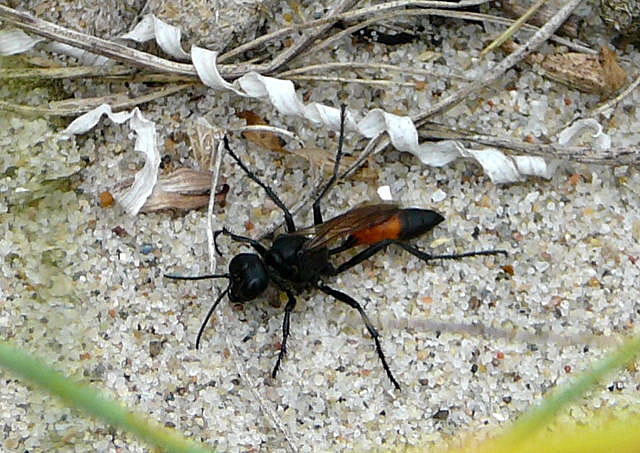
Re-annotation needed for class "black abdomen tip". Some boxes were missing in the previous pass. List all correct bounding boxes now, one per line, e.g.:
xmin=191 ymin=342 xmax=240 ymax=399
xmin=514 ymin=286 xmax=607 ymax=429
xmin=398 ymin=209 xmax=444 ymax=240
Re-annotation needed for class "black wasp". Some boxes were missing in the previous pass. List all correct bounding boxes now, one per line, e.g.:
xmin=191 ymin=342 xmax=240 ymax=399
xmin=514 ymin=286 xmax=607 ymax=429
xmin=166 ymin=106 xmax=507 ymax=389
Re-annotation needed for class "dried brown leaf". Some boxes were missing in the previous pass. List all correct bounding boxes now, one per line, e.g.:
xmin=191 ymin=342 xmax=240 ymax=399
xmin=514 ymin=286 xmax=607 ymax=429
xmin=291 ymin=146 xmax=376 ymax=181
xmin=112 ymin=168 xmax=228 ymax=212
xmin=504 ymin=42 xmax=627 ymax=96
xmin=237 ymin=110 xmax=285 ymax=152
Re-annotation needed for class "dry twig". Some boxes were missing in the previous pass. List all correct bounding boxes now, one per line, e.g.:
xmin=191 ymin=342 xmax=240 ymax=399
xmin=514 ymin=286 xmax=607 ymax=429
xmin=0 ymin=84 xmax=193 ymax=116
xmin=276 ymin=61 xmax=471 ymax=82
xmin=0 ymin=1 xmax=358 ymax=79
xmin=2 ymin=0 xmax=636 ymax=169
xmin=480 ymin=0 xmax=549 ymax=57
xmin=413 ymin=0 xmax=585 ymax=125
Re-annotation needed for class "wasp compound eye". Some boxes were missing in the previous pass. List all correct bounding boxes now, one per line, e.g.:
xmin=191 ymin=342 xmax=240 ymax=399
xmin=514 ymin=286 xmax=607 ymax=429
xmin=228 ymin=253 xmax=268 ymax=302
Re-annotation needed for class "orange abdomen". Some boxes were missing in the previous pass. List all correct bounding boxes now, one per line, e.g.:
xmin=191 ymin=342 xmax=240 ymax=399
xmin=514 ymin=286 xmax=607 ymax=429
xmin=351 ymin=209 xmax=444 ymax=246
xmin=352 ymin=214 xmax=403 ymax=245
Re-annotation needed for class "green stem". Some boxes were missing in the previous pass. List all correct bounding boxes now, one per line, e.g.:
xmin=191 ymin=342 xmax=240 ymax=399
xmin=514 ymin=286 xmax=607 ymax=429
xmin=491 ymin=335 xmax=640 ymax=449
xmin=0 ymin=341 xmax=214 ymax=453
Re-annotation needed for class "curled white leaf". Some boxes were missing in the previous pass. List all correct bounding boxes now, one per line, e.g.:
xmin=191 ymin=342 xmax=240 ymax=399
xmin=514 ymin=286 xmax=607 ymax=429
xmin=462 ymin=148 xmax=555 ymax=184
xmin=190 ymin=46 xmax=245 ymax=96
xmin=119 ymin=110 xmax=161 ymax=215
xmin=187 ymin=43 xmax=554 ymax=184
xmin=558 ymin=119 xmax=611 ymax=151
xmin=60 ymin=105 xmax=160 ymax=215
xmin=0 ymin=29 xmax=43 ymax=56
xmin=464 ymin=148 xmax=524 ymax=184
xmin=47 ymin=42 xmax=110 ymax=66
xmin=413 ymin=141 xmax=462 ymax=167
xmin=513 ymin=155 xmax=557 ymax=179
xmin=121 ymin=14 xmax=190 ymax=61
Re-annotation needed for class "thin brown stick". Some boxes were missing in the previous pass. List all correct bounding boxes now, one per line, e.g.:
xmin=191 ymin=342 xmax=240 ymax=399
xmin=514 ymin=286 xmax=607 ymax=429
xmin=459 ymin=135 xmax=640 ymax=166
xmin=0 ymin=65 xmax=196 ymax=83
xmin=285 ymin=74 xmax=421 ymax=88
xmin=0 ymin=65 xmax=133 ymax=80
xmin=413 ymin=0 xmax=585 ymax=125
xmin=276 ymin=61 xmax=471 ymax=82
xmin=0 ymin=83 xmax=193 ymax=116
xmin=0 ymin=5 xmax=199 ymax=76
xmin=217 ymin=0 xmax=492 ymax=62
xmin=0 ymin=2 xmax=357 ymax=79
xmin=480 ymin=0 xmax=549 ymax=57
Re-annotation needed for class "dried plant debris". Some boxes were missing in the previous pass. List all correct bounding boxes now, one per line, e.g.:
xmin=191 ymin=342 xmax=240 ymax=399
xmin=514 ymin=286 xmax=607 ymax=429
xmin=2 ymin=4 xmax=600 ymax=182
xmin=499 ymin=0 xmax=582 ymax=38
xmin=504 ymin=42 xmax=627 ymax=96
xmin=112 ymin=168 xmax=229 ymax=213
xmin=600 ymin=0 xmax=640 ymax=40
xmin=237 ymin=110 xmax=285 ymax=152
xmin=289 ymin=146 xmax=375 ymax=180
xmin=539 ymin=46 xmax=627 ymax=96
xmin=19 ymin=0 xmax=145 ymax=38
xmin=4 ymin=1 xmax=631 ymax=191
xmin=143 ymin=0 xmax=275 ymax=53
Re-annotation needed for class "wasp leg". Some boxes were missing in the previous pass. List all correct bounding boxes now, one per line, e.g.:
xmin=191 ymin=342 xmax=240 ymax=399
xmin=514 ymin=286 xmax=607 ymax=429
xmin=312 ymin=104 xmax=347 ymax=225
xmin=213 ymin=229 xmax=226 ymax=255
xmin=316 ymin=282 xmax=400 ymax=390
xmin=332 ymin=239 xmax=393 ymax=274
xmin=395 ymin=242 xmax=508 ymax=263
xmin=328 ymin=236 xmax=357 ymax=256
xmin=223 ymin=136 xmax=296 ymax=233
xmin=333 ymin=239 xmax=507 ymax=275
xmin=272 ymin=289 xmax=297 ymax=379
xmin=216 ymin=227 xmax=268 ymax=257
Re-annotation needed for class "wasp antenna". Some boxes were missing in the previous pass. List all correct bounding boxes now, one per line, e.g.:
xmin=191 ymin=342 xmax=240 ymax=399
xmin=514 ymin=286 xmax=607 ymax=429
xmin=196 ymin=285 xmax=230 ymax=349
xmin=312 ymin=105 xmax=347 ymax=223
xmin=164 ymin=273 xmax=230 ymax=281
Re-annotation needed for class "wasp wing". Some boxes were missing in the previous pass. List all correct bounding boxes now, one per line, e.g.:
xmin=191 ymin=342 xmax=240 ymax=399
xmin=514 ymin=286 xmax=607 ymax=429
xmin=304 ymin=203 xmax=401 ymax=250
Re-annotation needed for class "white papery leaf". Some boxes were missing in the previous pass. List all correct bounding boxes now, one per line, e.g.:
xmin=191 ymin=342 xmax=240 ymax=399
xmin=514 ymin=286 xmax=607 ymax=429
xmin=59 ymin=106 xmax=160 ymax=215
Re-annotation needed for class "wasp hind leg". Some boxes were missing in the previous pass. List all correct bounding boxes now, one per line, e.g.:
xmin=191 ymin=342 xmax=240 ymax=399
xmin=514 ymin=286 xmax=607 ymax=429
xmin=316 ymin=282 xmax=400 ymax=390
xmin=333 ymin=239 xmax=507 ymax=275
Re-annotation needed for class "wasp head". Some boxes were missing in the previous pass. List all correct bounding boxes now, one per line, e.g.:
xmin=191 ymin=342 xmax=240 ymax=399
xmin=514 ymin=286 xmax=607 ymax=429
xmin=228 ymin=253 xmax=268 ymax=302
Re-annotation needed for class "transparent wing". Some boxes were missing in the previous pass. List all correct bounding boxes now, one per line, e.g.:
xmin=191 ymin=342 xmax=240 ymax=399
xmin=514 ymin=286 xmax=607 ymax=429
xmin=303 ymin=203 xmax=401 ymax=250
